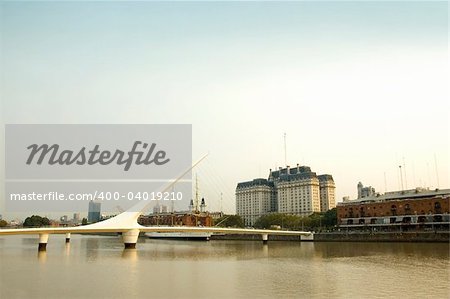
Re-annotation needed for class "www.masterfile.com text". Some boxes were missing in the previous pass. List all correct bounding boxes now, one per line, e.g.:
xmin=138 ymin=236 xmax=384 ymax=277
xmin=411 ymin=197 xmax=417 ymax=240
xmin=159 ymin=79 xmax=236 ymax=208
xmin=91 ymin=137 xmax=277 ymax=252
xmin=9 ymin=191 xmax=184 ymax=201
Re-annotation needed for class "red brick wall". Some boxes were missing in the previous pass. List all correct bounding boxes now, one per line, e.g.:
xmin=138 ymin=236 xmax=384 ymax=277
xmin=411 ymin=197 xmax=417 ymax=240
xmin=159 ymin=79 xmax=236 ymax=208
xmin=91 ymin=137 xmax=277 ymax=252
xmin=337 ymin=196 xmax=449 ymax=221
xmin=138 ymin=214 xmax=212 ymax=227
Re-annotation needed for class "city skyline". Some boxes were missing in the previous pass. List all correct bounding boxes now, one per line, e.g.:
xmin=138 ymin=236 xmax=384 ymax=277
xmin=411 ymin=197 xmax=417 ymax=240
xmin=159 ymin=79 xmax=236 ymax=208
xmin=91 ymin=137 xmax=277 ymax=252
xmin=1 ymin=1 xmax=448 ymax=219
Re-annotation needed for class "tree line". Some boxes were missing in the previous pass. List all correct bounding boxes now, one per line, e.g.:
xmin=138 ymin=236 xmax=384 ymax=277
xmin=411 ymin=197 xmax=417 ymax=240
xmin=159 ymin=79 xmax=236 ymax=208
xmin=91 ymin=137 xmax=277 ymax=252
xmin=12 ymin=209 xmax=337 ymax=230
xmin=254 ymin=208 xmax=337 ymax=231
xmin=213 ymin=208 xmax=337 ymax=231
xmin=23 ymin=215 xmax=51 ymax=227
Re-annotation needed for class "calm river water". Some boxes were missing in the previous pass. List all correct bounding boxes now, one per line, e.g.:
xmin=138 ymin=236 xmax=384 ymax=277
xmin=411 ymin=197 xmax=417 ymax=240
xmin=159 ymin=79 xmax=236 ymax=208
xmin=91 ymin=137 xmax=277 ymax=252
xmin=0 ymin=235 xmax=448 ymax=299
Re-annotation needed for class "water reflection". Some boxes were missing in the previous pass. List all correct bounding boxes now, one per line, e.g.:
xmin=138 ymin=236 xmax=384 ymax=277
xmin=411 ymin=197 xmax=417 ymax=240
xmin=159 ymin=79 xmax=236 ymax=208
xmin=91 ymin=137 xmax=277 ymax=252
xmin=0 ymin=235 xmax=448 ymax=299
xmin=262 ymin=243 xmax=269 ymax=258
xmin=21 ymin=237 xmax=37 ymax=246
xmin=64 ymin=243 xmax=71 ymax=257
xmin=138 ymin=239 xmax=276 ymax=261
xmin=312 ymin=242 xmax=450 ymax=259
xmin=37 ymin=250 xmax=47 ymax=263
xmin=121 ymin=248 xmax=138 ymax=261
xmin=84 ymin=238 xmax=100 ymax=261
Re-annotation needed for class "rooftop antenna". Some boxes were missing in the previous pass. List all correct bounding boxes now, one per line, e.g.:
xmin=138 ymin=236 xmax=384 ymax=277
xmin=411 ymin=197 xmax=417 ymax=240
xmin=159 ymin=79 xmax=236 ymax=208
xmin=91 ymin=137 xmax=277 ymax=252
xmin=402 ymin=156 xmax=408 ymax=190
xmin=426 ymin=162 xmax=431 ymax=189
xmin=194 ymin=173 xmax=199 ymax=213
xmin=384 ymin=172 xmax=387 ymax=193
xmin=399 ymin=165 xmax=404 ymax=191
xmin=283 ymin=132 xmax=287 ymax=166
xmin=220 ymin=192 xmax=223 ymax=213
xmin=434 ymin=154 xmax=440 ymax=188
xmin=170 ymin=186 xmax=175 ymax=213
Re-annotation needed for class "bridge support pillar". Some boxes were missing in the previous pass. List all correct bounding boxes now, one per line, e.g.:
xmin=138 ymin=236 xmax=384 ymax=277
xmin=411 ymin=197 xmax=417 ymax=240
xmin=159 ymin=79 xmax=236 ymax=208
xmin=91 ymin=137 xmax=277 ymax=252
xmin=38 ymin=233 xmax=49 ymax=251
xmin=262 ymin=234 xmax=268 ymax=245
xmin=65 ymin=233 xmax=71 ymax=243
xmin=123 ymin=229 xmax=140 ymax=249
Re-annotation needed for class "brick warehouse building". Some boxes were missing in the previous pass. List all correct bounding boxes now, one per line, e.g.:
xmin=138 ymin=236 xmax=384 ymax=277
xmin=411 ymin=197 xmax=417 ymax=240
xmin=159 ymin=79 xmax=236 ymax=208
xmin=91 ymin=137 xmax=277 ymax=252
xmin=337 ymin=188 xmax=449 ymax=230
xmin=138 ymin=212 xmax=213 ymax=227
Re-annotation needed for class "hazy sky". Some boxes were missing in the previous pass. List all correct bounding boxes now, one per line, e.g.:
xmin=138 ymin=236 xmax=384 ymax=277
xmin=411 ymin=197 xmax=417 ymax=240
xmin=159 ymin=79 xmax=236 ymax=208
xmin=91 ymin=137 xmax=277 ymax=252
xmin=1 ymin=1 xmax=448 ymax=219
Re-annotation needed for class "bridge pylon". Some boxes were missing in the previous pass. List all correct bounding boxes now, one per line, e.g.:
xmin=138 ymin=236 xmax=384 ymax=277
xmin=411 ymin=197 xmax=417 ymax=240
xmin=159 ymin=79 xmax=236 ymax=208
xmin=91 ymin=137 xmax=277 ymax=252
xmin=122 ymin=229 xmax=140 ymax=249
xmin=38 ymin=233 xmax=49 ymax=251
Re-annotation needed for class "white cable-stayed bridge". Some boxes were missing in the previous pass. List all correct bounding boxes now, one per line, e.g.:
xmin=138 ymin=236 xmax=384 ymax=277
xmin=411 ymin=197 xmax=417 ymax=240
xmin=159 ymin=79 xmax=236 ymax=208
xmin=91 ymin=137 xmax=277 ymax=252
xmin=0 ymin=155 xmax=312 ymax=251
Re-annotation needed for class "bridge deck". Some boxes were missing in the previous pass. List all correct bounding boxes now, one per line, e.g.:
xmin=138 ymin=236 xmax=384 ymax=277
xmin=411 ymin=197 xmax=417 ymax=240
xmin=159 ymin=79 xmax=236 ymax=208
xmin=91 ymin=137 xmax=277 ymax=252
xmin=0 ymin=226 xmax=311 ymax=236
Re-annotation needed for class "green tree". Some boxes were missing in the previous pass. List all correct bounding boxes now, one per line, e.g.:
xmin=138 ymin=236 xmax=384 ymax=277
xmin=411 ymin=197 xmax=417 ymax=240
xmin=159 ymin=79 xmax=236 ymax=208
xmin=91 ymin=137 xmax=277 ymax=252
xmin=254 ymin=211 xmax=338 ymax=231
xmin=322 ymin=208 xmax=337 ymax=228
xmin=254 ymin=213 xmax=302 ymax=230
xmin=254 ymin=213 xmax=280 ymax=229
xmin=307 ymin=213 xmax=322 ymax=229
xmin=253 ymin=210 xmax=337 ymax=231
xmin=23 ymin=215 xmax=50 ymax=227
xmin=0 ymin=219 xmax=7 ymax=227
xmin=81 ymin=218 xmax=88 ymax=225
xmin=214 ymin=215 xmax=244 ymax=228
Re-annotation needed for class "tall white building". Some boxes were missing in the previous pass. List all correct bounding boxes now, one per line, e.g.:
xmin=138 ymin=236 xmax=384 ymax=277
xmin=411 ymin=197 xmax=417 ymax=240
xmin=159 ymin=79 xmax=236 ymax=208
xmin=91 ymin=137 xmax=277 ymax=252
xmin=271 ymin=165 xmax=322 ymax=216
xmin=318 ymin=175 xmax=336 ymax=212
xmin=236 ymin=179 xmax=275 ymax=227
xmin=236 ymin=165 xmax=335 ymax=225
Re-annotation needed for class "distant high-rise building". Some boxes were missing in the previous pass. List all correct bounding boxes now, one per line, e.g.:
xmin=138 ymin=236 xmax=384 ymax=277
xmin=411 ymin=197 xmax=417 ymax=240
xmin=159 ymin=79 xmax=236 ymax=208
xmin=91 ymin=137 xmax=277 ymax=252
xmin=236 ymin=164 xmax=335 ymax=226
xmin=73 ymin=213 xmax=80 ymax=222
xmin=88 ymin=201 xmax=101 ymax=223
xmin=153 ymin=203 xmax=168 ymax=214
xmin=357 ymin=182 xmax=376 ymax=198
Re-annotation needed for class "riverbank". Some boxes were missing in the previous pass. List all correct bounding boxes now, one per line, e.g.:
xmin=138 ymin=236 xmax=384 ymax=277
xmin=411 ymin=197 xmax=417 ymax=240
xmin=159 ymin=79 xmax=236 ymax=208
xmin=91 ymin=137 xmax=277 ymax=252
xmin=210 ymin=230 xmax=450 ymax=242
xmin=314 ymin=231 xmax=449 ymax=242
xmin=4 ymin=229 xmax=447 ymax=242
